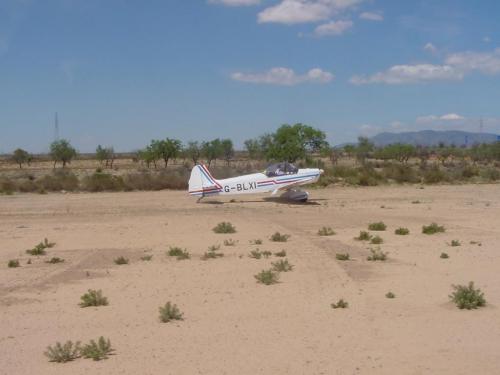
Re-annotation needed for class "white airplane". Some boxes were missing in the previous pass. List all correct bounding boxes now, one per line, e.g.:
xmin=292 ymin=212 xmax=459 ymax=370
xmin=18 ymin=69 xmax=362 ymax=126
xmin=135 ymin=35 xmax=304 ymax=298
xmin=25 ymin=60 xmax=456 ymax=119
xmin=188 ymin=162 xmax=323 ymax=202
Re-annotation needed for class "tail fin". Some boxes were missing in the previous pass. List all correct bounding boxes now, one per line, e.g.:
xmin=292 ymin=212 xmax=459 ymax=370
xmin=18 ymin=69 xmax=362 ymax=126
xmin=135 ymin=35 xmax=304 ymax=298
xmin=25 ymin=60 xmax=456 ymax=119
xmin=188 ymin=164 xmax=222 ymax=196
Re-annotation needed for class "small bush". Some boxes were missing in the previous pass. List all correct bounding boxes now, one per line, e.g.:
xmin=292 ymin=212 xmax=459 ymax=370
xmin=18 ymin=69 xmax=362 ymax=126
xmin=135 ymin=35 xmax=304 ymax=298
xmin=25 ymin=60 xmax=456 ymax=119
xmin=79 ymin=289 xmax=109 ymax=307
xmin=46 ymin=257 xmax=64 ymax=264
xmin=167 ymin=246 xmax=190 ymax=260
xmin=367 ymin=248 xmax=387 ymax=261
xmin=81 ymin=337 xmax=113 ymax=361
xmin=355 ymin=231 xmax=372 ymax=241
xmin=440 ymin=252 xmax=449 ymax=259
xmin=385 ymin=292 xmax=395 ymax=299
xmin=395 ymin=227 xmax=409 ymax=235
xmin=262 ymin=250 xmax=272 ymax=258
xmin=318 ymin=227 xmax=336 ymax=236
xmin=140 ymin=254 xmax=153 ymax=261
xmin=270 ymin=232 xmax=290 ymax=242
xmin=422 ymin=223 xmax=445 ymax=234
xmin=335 ymin=253 xmax=350 ymax=261
xmin=331 ymin=299 xmax=348 ymax=309
xmin=254 ymin=269 xmax=279 ymax=285
xmin=114 ymin=256 xmax=129 ymax=265
xmin=249 ymin=249 xmax=262 ymax=259
xmin=449 ymin=240 xmax=461 ymax=247
xmin=411 ymin=200 xmax=421 ymax=204
xmin=449 ymin=282 xmax=486 ymax=310
xmin=207 ymin=244 xmax=220 ymax=252
xmin=8 ymin=259 xmax=20 ymax=268
xmin=223 ymin=239 xmax=237 ymax=246
xmin=201 ymin=248 xmax=224 ymax=260
xmin=274 ymin=250 xmax=287 ymax=257
xmin=271 ymin=259 xmax=293 ymax=272
xmin=370 ymin=235 xmax=383 ymax=244
xmin=159 ymin=302 xmax=183 ymax=322
xmin=44 ymin=341 xmax=81 ymax=363
xmin=251 ymin=239 xmax=263 ymax=245
xmin=26 ymin=238 xmax=55 ymax=256
xmin=368 ymin=222 xmax=386 ymax=231
xmin=213 ymin=222 xmax=236 ymax=234
xmin=82 ymin=172 xmax=125 ymax=192
xmin=423 ymin=166 xmax=447 ymax=184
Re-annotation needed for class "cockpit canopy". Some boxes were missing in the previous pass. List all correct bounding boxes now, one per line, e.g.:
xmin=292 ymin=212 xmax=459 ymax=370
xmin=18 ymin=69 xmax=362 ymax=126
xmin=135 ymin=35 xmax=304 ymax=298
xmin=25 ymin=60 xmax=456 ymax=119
xmin=265 ymin=162 xmax=298 ymax=177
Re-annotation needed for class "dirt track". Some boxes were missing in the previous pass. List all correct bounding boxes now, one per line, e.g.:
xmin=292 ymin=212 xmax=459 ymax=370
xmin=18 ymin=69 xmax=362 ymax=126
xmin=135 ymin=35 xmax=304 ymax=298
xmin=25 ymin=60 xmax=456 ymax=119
xmin=1 ymin=185 xmax=500 ymax=374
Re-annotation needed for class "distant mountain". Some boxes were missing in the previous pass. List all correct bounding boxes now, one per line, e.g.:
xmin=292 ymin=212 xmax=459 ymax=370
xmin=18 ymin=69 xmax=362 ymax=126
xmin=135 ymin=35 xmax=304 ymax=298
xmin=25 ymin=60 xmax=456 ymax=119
xmin=369 ymin=130 xmax=499 ymax=147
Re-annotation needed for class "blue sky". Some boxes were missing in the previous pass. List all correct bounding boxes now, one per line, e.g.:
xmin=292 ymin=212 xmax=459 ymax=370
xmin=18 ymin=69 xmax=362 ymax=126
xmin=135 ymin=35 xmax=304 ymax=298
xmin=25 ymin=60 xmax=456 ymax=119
xmin=1 ymin=0 xmax=500 ymax=153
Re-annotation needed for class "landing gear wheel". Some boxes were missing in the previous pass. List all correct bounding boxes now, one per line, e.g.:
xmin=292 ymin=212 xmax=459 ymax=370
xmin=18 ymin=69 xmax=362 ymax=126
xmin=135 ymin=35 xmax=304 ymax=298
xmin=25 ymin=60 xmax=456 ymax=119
xmin=280 ymin=189 xmax=309 ymax=202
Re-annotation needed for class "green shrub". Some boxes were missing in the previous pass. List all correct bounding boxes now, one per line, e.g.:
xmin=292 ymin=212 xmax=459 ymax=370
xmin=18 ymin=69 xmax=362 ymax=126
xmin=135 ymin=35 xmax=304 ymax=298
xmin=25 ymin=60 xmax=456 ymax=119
xmin=213 ymin=222 xmax=236 ymax=234
xmin=411 ymin=200 xmax=421 ymax=204
xmin=449 ymin=282 xmax=486 ymax=309
xmin=423 ymin=166 xmax=447 ymax=184
xmin=395 ymin=227 xmax=410 ymax=235
xmin=262 ymin=250 xmax=272 ymax=258
xmin=254 ymin=269 xmax=279 ymax=285
xmin=46 ymin=257 xmax=65 ymax=264
xmin=270 ymin=232 xmax=290 ymax=242
xmin=318 ymin=227 xmax=336 ymax=236
xmin=44 ymin=341 xmax=81 ymax=363
xmin=249 ymin=249 xmax=262 ymax=259
xmin=385 ymin=292 xmax=395 ymax=299
xmin=251 ymin=239 xmax=263 ymax=245
xmin=274 ymin=250 xmax=287 ymax=257
xmin=367 ymin=248 xmax=387 ymax=261
xmin=26 ymin=238 xmax=55 ymax=256
xmin=81 ymin=337 xmax=113 ymax=361
xmin=370 ymin=235 xmax=383 ymax=244
xmin=449 ymin=240 xmax=461 ymax=247
xmin=37 ymin=171 xmax=79 ymax=191
xmin=159 ymin=302 xmax=184 ymax=322
xmin=114 ymin=256 xmax=129 ymax=265
xmin=422 ymin=223 xmax=445 ymax=234
xmin=335 ymin=253 xmax=350 ymax=261
xmin=331 ymin=299 xmax=348 ymax=309
xmin=223 ymin=239 xmax=237 ymax=246
xmin=355 ymin=231 xmax=372 ymax=241
xmin=201 ymin=247 xmax=224 ymax=260
xmin=271 ymin=259 xmax=294 ymax=272
xmin=368 ymin=222 xmax=386 ymax=231
xmin=8 ymin=259 xmax=20 ymax=268
xmin=140 ymin=254 xmax=153 ymax=261
xmin=79 ymin=289 xmax=109 ymax=307
xmin=81 ymin=172 xmax=125 ymax=192
xmin=440 ymin=252 xmax=449 ymax=259
xmin=167 ymin=246 xmax=190 ymax=260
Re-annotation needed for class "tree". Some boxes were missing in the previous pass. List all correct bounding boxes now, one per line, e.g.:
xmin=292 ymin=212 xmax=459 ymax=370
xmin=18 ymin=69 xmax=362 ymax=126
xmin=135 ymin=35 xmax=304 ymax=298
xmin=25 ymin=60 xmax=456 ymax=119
xmin=96 ymin=145 xmax=115 ymax=168
xmin=137 ymin=146 xmax=157 ymax=169
xmin=202 ymin=139 xmax=223 ymax=167
xmin=221 ymin=139 xmax=234 ymax=166
xmin=152 ymin=138 xmax=182 ymax=168
xmin=50 ymin=139 xmax=77 ymax=168
xmin=185 ymin=141 xmax=201 ymax=165
xmin=244 ymin=139 xmax=262 ymax=160
xmin=12 ymin=148 xmax=29 ymax=168
xmin=355 ymin=137 xmax=374 ymax=165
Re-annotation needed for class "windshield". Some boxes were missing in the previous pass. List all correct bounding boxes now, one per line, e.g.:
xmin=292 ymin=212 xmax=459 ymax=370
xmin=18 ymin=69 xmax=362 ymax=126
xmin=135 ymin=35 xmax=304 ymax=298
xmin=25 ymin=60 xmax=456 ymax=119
xmin=265 ymin=162 xmax=298 ymax=177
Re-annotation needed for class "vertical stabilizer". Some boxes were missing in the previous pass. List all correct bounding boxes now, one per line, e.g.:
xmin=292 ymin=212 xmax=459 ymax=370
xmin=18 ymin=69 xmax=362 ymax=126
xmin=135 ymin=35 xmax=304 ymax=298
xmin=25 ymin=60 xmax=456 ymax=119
xmin=188 ymin=165 xmax=222 ymax=196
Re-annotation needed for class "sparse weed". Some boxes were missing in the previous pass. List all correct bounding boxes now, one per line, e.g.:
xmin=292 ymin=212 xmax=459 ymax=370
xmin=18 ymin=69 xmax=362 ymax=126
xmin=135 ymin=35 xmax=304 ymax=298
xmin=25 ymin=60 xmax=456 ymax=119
xmin=254 ymin=269 xmax=279 ymax=285
xmin=207 ymin=244 xmax=221 ymax=252
xmin=262 ymin=250 xmax=272 ymax=258
xmin=270 ymin=232 xmax=290 ymax=242
xmin=213 ymin=222 xmax=236 ymax=234
xmin=449 ymin=240 xmax=461 ymax=247
xmin=250 ymin=239 xmax=263 ymax=245
xmin=331 ymin=299 xmax=348 ymax=309
xmin=368 ymin=222 xmax=386 ymax=231
xmin=355 ymin=231 xmax=372 ymax=241
xmin=114 ymin=256 xmax=129 ymax=265
xmin=411 ymin=200 xmax=421 ymax=204
xmin=370 ymin=235 xmax=383 ymax=244
xmin=440 ymin=252 xmax=449 ymax=259
xmin=79 ymin=289 xmax=109 ymax=307
xmin=44 ymin=341 xmax=81 ymax=363
xmin=159 ymin=302 xmax=183 ymax=322
xmin=274 ymin=250 xmax=287 ymax=257
xmin=449 ymin=281 xmax=486 ymax=309
xmin=8 ymin=259 xmax=20 ymax=268
xmin=422 ymin=223 xmax=445 ymax=234
xmin=223 ymin=239 xmax=237 ymax=246
xmin=336 ymin=253 xmax=350 ymax=261
xmin=81 ymin=337 xmax=113 ymax=361
xmin=46 ymin=257 xmax=64 ymax=264
xmin=367 ymin=248 xmax=388 ymax=261
xmin=470 ymin=241 xmax=482 ymax=246
xmin=168 ymin=246 xmax=190 ymax=260
xmin=318 ymin=227 xmax=336 ymax=236
xmin=385 ymin=292 xmax=395 ymax=298
xmin=27 ymin=258 xmax=32 ymax=264
xmin=201 ymin=249 xmax=224 ymax=260
xmin=140 ymin=254 xmax=153 ymax=261
xmin=395 ymin=227 xmax=410 ymax=235
xmin=249 ymin=249 xmax=262 ymax=259
xmin=271 ymin=259 xmax=294 ymax=272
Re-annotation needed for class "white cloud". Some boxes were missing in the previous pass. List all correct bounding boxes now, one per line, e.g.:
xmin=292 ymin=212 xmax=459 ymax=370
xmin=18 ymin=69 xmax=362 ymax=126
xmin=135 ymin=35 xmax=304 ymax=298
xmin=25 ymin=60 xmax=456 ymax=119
xmin=257 ymin=0 xmax=362 ymax=24
xmin=350 ymin=64 xmax=463 ymax=85
xmin=231 ymin=67 xmax=334 ymax=85
xmin=314 ymin=20 xmax=352 ymax=36
xmin=208 ymin=0 xmax=260 ymax=5
xmin=483 ymin=36 xmax=491 ymax=43
xmin=445 ymin=48 xmax=500 ymax=75
xmin=359 ymin=11 xmax=383 ymax=21
xmin=359 ymin=124 xmax=381 ymax=136
xmin=416 ymin=113 xmax=464 ymax=124
xmin=440 ymin=113 xmax=464 ymax=121
xmin=423 ymin=42 xmax=437 ymax=53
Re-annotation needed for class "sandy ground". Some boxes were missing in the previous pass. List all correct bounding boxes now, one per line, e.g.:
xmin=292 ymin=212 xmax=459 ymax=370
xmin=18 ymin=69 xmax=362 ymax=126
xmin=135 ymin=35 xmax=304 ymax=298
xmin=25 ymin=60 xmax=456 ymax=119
xmin=1 ymin=185 xmax=500 ymax=375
